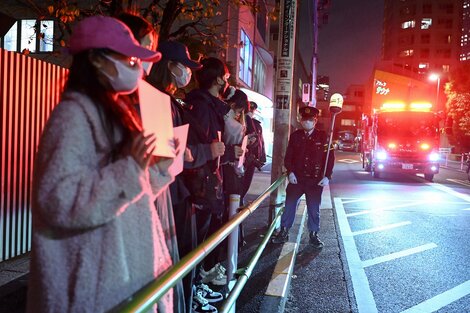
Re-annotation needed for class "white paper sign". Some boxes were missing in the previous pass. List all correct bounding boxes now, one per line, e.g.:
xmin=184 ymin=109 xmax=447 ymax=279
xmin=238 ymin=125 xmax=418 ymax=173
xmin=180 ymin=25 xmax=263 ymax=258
xmin=138 ymin=80 xmax=175 ymax=158
xmin=238 ymin=135 xmax=249 ymax=168
xmin=168 ymin=124 xmax=189 ymax=177
xmin=216 ymin=131 xmax=222 ymax=170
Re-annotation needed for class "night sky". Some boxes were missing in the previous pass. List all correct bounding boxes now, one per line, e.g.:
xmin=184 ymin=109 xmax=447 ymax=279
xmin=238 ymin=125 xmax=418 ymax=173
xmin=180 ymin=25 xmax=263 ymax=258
xmin=318 ymin=0 xmax=385 ymax=94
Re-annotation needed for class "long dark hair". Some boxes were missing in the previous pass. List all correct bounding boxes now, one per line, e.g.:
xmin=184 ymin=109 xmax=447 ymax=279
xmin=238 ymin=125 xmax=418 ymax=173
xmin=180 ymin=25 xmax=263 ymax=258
xmin=146 ymin=58 xmax=174 ymax=93
xmin=65 ymin=50 xmax=141 ymax=155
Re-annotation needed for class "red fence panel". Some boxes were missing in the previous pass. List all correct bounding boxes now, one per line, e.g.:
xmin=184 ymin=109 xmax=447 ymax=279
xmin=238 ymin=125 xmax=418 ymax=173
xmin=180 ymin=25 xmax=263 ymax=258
xmin=0 ymin=48 xmax=68 ymax=262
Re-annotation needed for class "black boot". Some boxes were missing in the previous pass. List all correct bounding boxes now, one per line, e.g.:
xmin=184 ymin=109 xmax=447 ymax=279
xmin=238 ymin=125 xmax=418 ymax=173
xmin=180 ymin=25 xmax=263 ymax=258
xmin=272 ymin=227 xmax=289 ymax=244
xmin=309 ymin=231 xmax=324 ymax=249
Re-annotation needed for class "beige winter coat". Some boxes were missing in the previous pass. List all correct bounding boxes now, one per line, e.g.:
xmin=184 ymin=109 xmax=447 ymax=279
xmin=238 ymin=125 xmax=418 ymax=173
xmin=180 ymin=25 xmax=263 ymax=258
xmin=27 ymin=91 xmax=174 ymax=313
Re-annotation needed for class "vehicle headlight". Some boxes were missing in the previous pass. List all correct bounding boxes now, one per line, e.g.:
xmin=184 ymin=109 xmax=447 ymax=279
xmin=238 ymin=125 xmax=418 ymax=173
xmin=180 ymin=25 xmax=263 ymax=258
xmin=429 ymin=152 xmax=439 ymax=162
xmin=376 ymin=151 xmax=387 ymax=160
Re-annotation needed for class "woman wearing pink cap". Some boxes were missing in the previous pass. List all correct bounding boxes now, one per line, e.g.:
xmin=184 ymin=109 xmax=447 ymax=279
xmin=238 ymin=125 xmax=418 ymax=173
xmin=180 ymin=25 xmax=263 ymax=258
xmin=27 ymin=16 xmax=174 ymax=313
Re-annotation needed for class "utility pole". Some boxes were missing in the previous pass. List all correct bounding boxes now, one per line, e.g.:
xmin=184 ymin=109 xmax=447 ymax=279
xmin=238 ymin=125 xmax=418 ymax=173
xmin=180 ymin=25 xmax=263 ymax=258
xmin=311 ymin=0 xmax=318 ymax=107
xmin=269 ymin=0 xmax=298 ymax=224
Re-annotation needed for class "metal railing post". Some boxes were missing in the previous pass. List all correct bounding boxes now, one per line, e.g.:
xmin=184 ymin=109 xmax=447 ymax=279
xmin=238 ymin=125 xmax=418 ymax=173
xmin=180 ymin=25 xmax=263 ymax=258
xmin=226 ymin=194 xmax=240 ymax=313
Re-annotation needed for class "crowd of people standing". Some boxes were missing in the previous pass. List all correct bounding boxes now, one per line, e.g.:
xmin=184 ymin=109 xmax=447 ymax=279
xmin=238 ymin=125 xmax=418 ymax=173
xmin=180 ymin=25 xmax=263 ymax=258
xmin=27 ymin=12 xmax=267 ymax=313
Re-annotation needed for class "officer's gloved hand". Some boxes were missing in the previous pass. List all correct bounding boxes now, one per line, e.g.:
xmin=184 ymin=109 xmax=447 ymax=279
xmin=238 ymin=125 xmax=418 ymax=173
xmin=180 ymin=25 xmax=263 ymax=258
xmin=318 ymin=177 xmax=329 ymax=187
xmin=288 ymin=172 xmax=298 ymax=184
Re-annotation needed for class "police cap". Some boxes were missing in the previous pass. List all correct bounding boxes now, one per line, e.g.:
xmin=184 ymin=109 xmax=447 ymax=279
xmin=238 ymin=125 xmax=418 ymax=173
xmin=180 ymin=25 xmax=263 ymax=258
xmin=299 ymin=106 xmax=319 ymax=118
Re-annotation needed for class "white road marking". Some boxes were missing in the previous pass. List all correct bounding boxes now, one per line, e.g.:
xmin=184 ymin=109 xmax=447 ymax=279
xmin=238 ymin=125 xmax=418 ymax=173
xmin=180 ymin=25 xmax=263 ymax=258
xmin=352 ymin=221 xmax=411 ymax=236
xmin=400 ymin=280 xmax=470 ymax=313
xmin=346 ymin=201 xmax=429 ymax=217
xmin=446 ymin=178 xmax=470 ymax=187
xmin=427 ymin=182 xmax=470 ymax=202
xmin=362 ymin=243 xmax=438 ymax=268
xmin=335 ymin=198 xmax=378 ymax=313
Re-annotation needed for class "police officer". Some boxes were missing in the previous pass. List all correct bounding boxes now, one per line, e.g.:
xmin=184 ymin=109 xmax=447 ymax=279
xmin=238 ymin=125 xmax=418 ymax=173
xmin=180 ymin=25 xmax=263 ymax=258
xmin=272 ymin=106 xmax=335 ymax=248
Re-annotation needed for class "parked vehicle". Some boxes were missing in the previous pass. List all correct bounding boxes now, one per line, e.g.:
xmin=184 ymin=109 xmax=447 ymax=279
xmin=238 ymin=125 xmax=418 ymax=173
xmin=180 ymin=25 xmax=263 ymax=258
xmin=361 ymin=102 xmax=440 ymax=182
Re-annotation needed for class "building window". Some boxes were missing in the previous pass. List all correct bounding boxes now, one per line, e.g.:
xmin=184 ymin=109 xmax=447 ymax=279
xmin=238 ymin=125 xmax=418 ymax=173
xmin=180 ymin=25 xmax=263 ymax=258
xmin=438 ymin=3 xmax=454 ymax=14
xmin=399 ymin=35 xmax=414 ymax=45
xmin=253 ymin=52 xmax=266 ymax=94
xmin=400 ymin=5 xmax=416 ymax=16
xmin=1 ymin=19 xmax=54 ymax=53
xmin=436 ymin=49 xmax=451 ymax=58
xmin=442 ymin=65 xmax=450 ymax=72
xmin=2 ymin=22 xmax=17 ymax=51
xmin=239 ymin=29 xmax=253 ymax=86
xmin=421 ymin=18 xmax=432 ymax=29
xmin=401 ymin=20 xmax=415 ymax=29
xmin=421 ymin=34 xmax=430 ymax=44
xmin=340 ymin=119 xmax=356 ymax=126
xmin=444 ymin=34 xmax=452 ymax=44
xmin=399 ymin=49 xmax=414 ymax=57
xmin=418 ymin=62 xmax=429 ymax=74
xmin=423 ymin=3 xmax=432 ymax=14
xmin=420 ymin=48 xmax=430 ymax=58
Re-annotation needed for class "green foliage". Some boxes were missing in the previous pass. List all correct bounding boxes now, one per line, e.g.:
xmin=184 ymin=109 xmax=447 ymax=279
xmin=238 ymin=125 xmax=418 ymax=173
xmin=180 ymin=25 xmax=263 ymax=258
xmin=445 ymin=63 xmax=470 ymax=151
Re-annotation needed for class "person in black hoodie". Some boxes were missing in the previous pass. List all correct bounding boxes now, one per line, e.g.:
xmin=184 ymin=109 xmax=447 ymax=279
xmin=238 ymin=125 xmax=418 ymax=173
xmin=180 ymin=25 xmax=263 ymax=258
xmin=185 ymin=58 xmax=244 ymax=288
xmin=146 ymin=41 xmax=226 ymax=313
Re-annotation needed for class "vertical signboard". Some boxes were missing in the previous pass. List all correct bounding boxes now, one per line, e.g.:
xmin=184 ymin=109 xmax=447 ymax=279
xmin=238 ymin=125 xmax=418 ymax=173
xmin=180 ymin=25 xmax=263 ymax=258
xmin=275 ymin=0 xmax=298 ymax=110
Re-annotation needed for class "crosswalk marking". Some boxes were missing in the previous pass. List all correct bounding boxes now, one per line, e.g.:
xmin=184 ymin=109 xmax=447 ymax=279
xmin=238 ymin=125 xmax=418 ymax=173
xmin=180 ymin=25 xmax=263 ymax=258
xmin=400 ymin=280 xmax=470 ymax=313
xmin=352 ymin=221 xmax=411 ymax=236
xmin=362 ymin=243 xmax=438 ymax=268
xmin=346 ymin=200 xmax=429 ymax=217
xmin=427 ymin=183 xmax=470 ymax=202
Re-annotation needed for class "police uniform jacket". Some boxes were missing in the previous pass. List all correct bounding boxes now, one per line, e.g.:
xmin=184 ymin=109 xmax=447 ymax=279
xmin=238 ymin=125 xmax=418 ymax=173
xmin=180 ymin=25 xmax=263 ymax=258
xmin=284 ymin=128 xmax=335 ymax=183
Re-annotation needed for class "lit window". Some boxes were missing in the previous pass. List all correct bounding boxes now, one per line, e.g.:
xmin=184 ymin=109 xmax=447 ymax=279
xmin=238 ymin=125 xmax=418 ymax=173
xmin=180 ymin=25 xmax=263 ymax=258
xmin=418 ymin=63 xmax=429 ymax=69
xmin=3 ymin=22 xmax=18 ymax=52
xmin=399 ymin=49 xmax=414 ymax=57
xmin=442 ymin=65 xmax=450 ymax=72
xmin=239 ymin=29 xmax=253 ymax=86
xmin=39 ymin=20 xmax=54 ymax=52
xmin=401 ymin=20 xmax=415 ymax=29
xmin=421 ymin=18 xmax=432 ymax=29
xmin=340 ymin=119 xmax=356 ymax=126
xmin=20 ymin=19 xmax=37 ymax=52
xmin=1 ymin=19 xmax=54 ymax=53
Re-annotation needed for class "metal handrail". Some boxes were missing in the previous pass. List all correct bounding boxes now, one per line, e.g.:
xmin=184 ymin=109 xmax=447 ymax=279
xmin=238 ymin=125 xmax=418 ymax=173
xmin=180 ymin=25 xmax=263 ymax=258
xmin=113 ymin=173 xmax=287 ymax=313
xmin=219 ymin=205 xmax=285 ymax=313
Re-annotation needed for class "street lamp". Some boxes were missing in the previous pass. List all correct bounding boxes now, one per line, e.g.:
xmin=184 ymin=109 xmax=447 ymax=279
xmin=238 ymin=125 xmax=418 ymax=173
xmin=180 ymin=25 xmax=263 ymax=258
xmin=429 ymin=73 xmax=440 ymax=109
xmin=324 ymin=93 xmax=343 ymax=177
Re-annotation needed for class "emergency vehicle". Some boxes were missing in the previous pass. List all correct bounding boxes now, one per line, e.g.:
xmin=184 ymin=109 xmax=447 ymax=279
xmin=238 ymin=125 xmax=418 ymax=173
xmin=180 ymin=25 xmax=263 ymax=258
xmin=361 ymin=101 xmax=440 ymax=181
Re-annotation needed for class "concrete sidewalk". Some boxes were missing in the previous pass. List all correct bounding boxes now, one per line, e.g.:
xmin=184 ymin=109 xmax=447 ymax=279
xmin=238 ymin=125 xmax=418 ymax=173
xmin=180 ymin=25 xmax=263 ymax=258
xmin=0 ymin=168 xmax=351 ymax=313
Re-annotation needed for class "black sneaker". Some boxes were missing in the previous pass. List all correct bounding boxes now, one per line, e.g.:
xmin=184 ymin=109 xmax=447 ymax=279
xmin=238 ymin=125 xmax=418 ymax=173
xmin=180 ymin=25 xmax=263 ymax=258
xmin=192 ymin=290 xmax=218 ymax=313
xmin=194 ymin=283 xmax=224 ymax=303
xmin=272 ymin=227 xmax=289 ymax=244
xmin=309 ymin=232 xmax=324 ymax=249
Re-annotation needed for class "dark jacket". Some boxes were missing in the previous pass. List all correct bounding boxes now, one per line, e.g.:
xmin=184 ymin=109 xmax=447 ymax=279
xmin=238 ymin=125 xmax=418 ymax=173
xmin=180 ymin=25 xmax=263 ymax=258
xmin=245 ymin=115 xmax=266 ymax=163
xmin=185 ymin=89 xmax=237 ymax=168
xmin=284 ymin=128 xmax=334 ymax=182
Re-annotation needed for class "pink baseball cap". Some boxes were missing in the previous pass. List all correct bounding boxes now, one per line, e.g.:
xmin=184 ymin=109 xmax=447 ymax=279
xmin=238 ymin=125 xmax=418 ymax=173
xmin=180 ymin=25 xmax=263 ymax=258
xmin=68 ymin=15 xmax=161 ymax=62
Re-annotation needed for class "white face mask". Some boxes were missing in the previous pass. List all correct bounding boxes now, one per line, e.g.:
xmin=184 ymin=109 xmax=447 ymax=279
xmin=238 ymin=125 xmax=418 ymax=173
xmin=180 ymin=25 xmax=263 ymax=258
xmin=101 ymin=54 xmax=142 ymax=94
xmin=301 ymin=120 xmax=315 ymax=131
xmin=142 ymin=61 xmax=153 ymax=76
xmin=171 ymin=63 xmax=192 ymax=88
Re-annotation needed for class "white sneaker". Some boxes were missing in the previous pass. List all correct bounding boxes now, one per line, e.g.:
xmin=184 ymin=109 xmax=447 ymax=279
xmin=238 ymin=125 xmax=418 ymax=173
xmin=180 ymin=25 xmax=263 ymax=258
xmin=207 ymin=272 xmax=227 ymax=286
xmin=215 ymin=263 xmax=226 ymax=275
xmin=194 ymin=283 xmax=224 ymax=303
xmin=192 ymin=291 xmax=218 ymax=313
